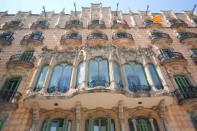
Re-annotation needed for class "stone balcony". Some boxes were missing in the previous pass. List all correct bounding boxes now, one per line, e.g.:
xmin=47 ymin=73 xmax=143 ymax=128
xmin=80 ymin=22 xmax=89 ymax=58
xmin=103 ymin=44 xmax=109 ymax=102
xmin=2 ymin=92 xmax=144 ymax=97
xmin=87 ymin=32 xmax=108 ymax=46
xmin=88 ymin=20 xmax=106 ymax=29
xmin=21 ymin=31 xmax=44 ymax=46
xmin=158 ymin=52 xmax=186 ymax=66
xmin=168 ymin=18 xmax=188 ymax=28
xmin=0 ymin=91 xmax=22 ymax=111
xmin=177 ymin=32 xmax=197 ymax=47
xmin=30 ymin=20 xmax=49 ymax=29
xmin=7 ymin=53 xmax=36 ymax=69
xmin=60 ymin=32 xmax=82 ymax=46
xmin=112 ymin=32 xmax=134 ymax=47
xmin=65 ymin=19 xmax=83 ymax=29
xmin=149 ymin=31 xmax=172 ymax=48
xmin=173 ymin=87 xmax=197 ymax=109
xmin=2 ymin=20 xmax=23 ymax=30
xmin=111 ymin=19 xmax=129 ymax=29
xmin=0 ymin=31 xmax=14 ymax=47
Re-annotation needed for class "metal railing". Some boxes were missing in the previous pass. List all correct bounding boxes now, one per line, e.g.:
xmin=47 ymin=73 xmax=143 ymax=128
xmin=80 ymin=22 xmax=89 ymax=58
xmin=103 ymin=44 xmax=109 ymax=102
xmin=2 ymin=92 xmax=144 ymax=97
xmin=87 ymin=32 xmax=108 ymax=40
xmin=177 ymin=32 xmax=197 ymax=42
xmin=112 ymin=32 xmax=133 ymax=40
xmin=158 ymin=52 xmax=185 ymax=62
xmin=88 ymin=20 xmax=106 ymax=29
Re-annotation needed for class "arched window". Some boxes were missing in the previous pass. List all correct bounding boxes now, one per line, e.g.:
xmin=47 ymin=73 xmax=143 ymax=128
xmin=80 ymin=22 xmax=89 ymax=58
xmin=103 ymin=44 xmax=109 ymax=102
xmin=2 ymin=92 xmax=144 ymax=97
xmin=88 ymin=57 xmax=109 ymax=88
xmin=41 ymin=118 xmax=71 ymax=131
xmin=113 ymin=62 xmax=123 ymax=88
xmin=77 ymin=62 xmax=86 ymax=86
xmin=125 ymin=62 xmax=149 ymax=92
xmin=147 ymin=64 xmax=163 ymax=89
xmin=34 ymin=65 xmax=49 ymax=91
xmin=128 ymin=117 xmax=159 ymax=131
xmin=86 ymin=118 xmax=115 ymax=131
xmin=48 ymin=63 xmax=72 ymax=93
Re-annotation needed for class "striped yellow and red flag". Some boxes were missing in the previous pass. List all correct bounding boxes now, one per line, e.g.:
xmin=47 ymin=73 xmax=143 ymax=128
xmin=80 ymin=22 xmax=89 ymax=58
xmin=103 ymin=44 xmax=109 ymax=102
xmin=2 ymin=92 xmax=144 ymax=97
xmin=151 ymin=15 xmax=162 ymax=24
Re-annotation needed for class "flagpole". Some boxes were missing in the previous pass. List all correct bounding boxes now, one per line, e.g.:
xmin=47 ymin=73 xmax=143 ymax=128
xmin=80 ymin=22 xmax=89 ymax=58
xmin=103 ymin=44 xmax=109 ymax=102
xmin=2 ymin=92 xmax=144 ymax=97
xmin=191 ymin=4 xmax=197 ymax=16
xmin=42 ymin=6 xmax=46 ymax=19
xmin=116 ymin=2 xmax=119 ymax=16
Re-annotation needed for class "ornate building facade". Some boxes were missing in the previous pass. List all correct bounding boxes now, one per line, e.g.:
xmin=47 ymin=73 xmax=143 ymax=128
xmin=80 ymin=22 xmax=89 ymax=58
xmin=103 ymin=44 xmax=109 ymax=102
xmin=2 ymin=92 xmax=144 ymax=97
xmin=0 ymin=3 xmax=197 ymax=131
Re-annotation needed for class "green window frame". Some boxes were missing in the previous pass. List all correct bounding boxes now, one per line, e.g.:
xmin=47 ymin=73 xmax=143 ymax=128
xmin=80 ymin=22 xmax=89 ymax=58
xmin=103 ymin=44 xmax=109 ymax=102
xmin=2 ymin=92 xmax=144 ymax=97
xmin=41 ymin=118 xmax=71 ymax=131
xmin=174 ymin=75 xmax=192 ymax=98
xmin=0 ymin=77 xmax=21 ymax=102
xmin=86 ymin=118 xmax=115 ymax=131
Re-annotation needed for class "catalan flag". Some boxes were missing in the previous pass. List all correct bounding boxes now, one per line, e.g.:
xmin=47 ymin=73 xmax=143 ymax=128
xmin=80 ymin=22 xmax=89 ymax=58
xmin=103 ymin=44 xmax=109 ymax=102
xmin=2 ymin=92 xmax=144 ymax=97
xmin=151 ymin=15 xmax=162 ymax=24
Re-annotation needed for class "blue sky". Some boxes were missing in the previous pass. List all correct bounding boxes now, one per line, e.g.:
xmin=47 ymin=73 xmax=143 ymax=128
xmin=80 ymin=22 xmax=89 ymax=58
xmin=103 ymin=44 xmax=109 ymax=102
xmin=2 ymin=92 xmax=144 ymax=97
xmin=0 ymin=0 xmax=196 ymax=14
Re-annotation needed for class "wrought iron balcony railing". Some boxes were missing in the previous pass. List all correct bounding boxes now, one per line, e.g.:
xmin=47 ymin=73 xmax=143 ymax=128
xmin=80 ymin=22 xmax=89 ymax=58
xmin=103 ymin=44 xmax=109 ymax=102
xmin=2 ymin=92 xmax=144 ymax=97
xmin=149 ymin=31 xmax=172 ymax=44
xmin=7 ymin=54 xmax=36 ymax=69
xmin=3 ymin=20 xmax=23 ymax=30
xmin=0 ymin=91 xmax=22 ymax=110
xmin=88 ymin=20 xmax=106 ymax=29
xmin=168 ymin=18 xmax=188 ymax=28
xmin=192 ymin=17 xmax=197 ymax=24
xmin=158 ymin=52 xmax=185 ymax=64
xmin=173 ymin=87 xmax=197 ymax=104
xmin=60 ymin=33 xmax=82 ymax=46
xmin=61 ymin=33 xmax=82 ymax=40
xmin=88 ymin=80 xmax=110 ymax=88
xmin=191 ymin=54 xmax=197 ymax=64
xmin=87 ymin=32 xmax=108 ymax=40
xmin=177 ymin=32 xmax=197 ymax=42
xmin=0 ymin=31 xmax=14 ymax=46
xmin=22 ymin=32 xmax=44 ymax=45
xmin=112 ymin=32 xmax=133 ymax=40
xmin=31 ymin=20 xmax=49 ymax=29
xmin=112 ymin=19 xmax=129 ymax=29
xmin=65 ymin=19 xmax=83 ymax=29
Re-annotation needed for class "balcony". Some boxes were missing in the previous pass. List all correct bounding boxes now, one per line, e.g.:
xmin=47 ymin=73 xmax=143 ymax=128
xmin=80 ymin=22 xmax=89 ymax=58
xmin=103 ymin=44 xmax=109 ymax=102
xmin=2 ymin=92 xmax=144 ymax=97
xmin=65 ymin=19 xmax=83 ymax=29
xmin=158 ymin=52 xmax=186 ymax=65
xmin=60 ymin=32 xmax=82 ymax=46
xmin=177 ymin=32 xmax=197 ymax=46
xmin=168 ymin=19 xmax=188 ymax=28
xmin=144 ymin=19 xmax=161 ymax=28
xmin=191 ymin=54 xmax=197 ymax=64
xmin=149 ymin=31 xmax=172 ymax=48
xmin=112 ymin=32 xmax=134 ymax=46
xmin=21 ymin=32 xmax=44 ymax=46
xmin=0 ymin=91 xmax=22 ymax=111
xmin=174 ymin=87 xmax=197 ymax=107
xmin=30 ymin=20 xmax=49 ymax=29
xmin=2 ymin=20 xmax=23 ymax=30
xmin=7 ymin=53 xmax=36 ymax=69
xmin=0 ymin=31 xmax=14 ymax=47
xmin=88 ymin=20 xmax=106 ymax=29
xmin=87 ymin=32 xmax=108 ymax=46
xmin=111 ymin=19 xmax=129 ymax=29
xmin=192 ymin=17 xmax=197 ymax=24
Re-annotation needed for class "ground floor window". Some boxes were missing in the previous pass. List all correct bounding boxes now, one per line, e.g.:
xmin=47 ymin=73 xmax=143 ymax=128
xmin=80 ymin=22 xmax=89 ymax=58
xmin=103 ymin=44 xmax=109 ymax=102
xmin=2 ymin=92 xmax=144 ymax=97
xmin=86 ymin=117 xmax=115 ymax=131
xmin=41 ymin=118 xmax=71 ymax=131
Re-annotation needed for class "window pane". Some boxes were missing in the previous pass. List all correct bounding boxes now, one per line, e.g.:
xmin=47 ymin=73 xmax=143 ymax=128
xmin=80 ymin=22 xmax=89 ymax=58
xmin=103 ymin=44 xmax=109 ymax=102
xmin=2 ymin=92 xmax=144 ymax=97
xmin=35 ymin=65 xmax=48 ymax=91
xmin=113 ymin=62 xmax=122 ymax=87
xmin=59 ymin=64 xmax=72 ymax=93
xmin=89 ymin=60 xmax=99 ymax=83
xmin=77 ymin=62 xmax=85 ymax=86
xmin=99 ymin=59 xmax=109 ymax=83
xmin=48 ymin=65 xmax=62 ymax=93
xmin=147 ymin=64 xmax=163 ymax=89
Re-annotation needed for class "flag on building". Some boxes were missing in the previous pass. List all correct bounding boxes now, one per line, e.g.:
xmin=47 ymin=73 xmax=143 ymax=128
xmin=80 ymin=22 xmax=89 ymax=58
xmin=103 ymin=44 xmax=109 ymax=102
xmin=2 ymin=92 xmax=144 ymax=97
xmin=151 ymin=15 xmax=162 ymax=24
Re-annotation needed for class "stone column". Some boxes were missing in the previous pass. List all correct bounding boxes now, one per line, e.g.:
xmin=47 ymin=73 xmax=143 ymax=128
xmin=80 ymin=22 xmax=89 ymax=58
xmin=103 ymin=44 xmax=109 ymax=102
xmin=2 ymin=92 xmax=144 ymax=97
xmin=44 ymin=56 xmax=55 ymax=93
xmin=80 ymin=58 xmax=88 ymax=90
xmin=76 ymin=102 xmax=81 ymax=131
xmin=70 ymin=56 xmax=78 ymax=89
xmin=108 ymin=52 xmax=116 ymax=89
xmin=149 ymin=118 xmax=156 ymax=131
xmin=132 ymin=119 xmax=137 ymax=131
xmin=30 ymin=103 xmax=40 ymax=131
xmin=121 ymin=63 xmax=129 ymax=92
xmin=118 ymin=101 xmax=125 ymax=131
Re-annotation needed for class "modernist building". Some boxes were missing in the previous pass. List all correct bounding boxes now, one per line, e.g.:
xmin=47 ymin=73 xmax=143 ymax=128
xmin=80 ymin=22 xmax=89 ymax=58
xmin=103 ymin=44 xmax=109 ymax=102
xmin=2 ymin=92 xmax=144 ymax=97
xmin=0 ymin=3 xmax=197 ymax=131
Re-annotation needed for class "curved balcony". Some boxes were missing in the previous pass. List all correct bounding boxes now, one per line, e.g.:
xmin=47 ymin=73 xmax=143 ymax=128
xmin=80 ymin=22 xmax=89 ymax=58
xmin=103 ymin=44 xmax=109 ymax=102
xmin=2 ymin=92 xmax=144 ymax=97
xmin=0 ymin=91 xmax=22 ymax=111
xmin=149 ymin=31 xmax=172 ymax=48
xmin=0 ymin=31 xmax=14 ymax=47
xmin=60 ymin=32 xmax=82 ymax=46
xmin=2 ymin=20 xmax=23 ymax=30
xmin=174 ymin=87 xmax=197 ymax=108
xmin=192 ymin=17 xmax=197 ymax=24
xmin=21 ymin=32 xmax=44 ymax=46
xmin=144 ymin=19 xmax=161 ymax=28
xmin=177 ymin=32 xmax=197 ymax=46
xmin=88 ymin=20 xmax=106 ymax=29
xmin=87 ymin=32 xmax=108 ymax=46
xmin=30 ymin=20 xmax=49 ymax=29
xmin=112 ymin=32 xmax=134 ymax=47
xmin=65 ymin=19 xmax=83 ymax=29
xmin=191 ymin=54 xmax=197 ymax=64
xmin=111 ymin=19 xmax=129 ymax=29
xmin=168 ymin=19 xmax=188 ymax=28
xmin=7 ymin=54 xmax=36 ymax=69
xmin=158 ymin=52 xmax=186 ymax=66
